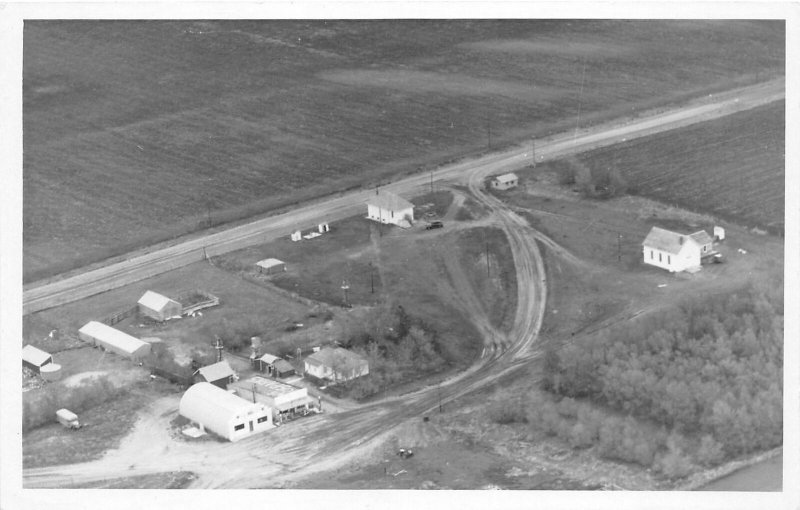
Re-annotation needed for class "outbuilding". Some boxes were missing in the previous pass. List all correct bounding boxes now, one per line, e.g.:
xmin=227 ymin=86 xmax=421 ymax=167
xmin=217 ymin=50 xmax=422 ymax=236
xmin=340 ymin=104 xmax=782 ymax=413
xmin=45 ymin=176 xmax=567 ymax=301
xmin=257 ymin=354 xmax=296 ymax=378
xmin=256 ymin=258 xmax=286 ymax=275
xmin=137 ymin=291 xmax=182 ymax=321
xmin=193 ymin=360 xmax=235 ymax=389
xmin=366 ymin=191 xmax=414 ymax=228
xmin=230 ymin=376 xmax=314 ymax=420
xmin=491 ymin=172 xmax=519 ymax=190
xmin=179 ymin=382 xmax=273 ymax=442
xmin=78 ymin=321 xmax=151 ymax=360
xmin=304 ymin=347 xmax=369 ymax=383
xmin=642 ymin=226 xmax=714 ymax=273
xmin=22 ymin=344 xmax=53 ymax=374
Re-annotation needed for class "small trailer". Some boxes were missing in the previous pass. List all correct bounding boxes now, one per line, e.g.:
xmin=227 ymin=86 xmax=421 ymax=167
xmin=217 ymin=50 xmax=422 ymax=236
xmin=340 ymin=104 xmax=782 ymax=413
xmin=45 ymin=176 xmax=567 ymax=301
xmin=56 ymin=408 xmax=81 ymax=429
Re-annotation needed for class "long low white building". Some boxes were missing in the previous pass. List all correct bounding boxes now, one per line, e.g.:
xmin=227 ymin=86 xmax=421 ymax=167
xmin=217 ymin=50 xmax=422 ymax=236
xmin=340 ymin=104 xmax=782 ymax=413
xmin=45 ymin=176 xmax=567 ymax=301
xmin=78 ymin=321 xmax=151 ymax=360
xmin=231 ymin=376 xmax=313 ymax=419
xmin=180 ymin=382 xmax=273 ymax=442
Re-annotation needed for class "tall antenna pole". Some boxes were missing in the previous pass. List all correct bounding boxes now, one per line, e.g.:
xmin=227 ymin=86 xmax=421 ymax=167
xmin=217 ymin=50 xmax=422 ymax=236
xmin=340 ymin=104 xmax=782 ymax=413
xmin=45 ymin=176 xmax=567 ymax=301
xmin=573 ymin=58 xmax=588 ymax=146
xmin=617 ymin=233 xmax=622 ymax=262
xmin=430 ymin=170 xmax=434 ymax=194
xmin=532 ymin=137 xmax=536 ymax=168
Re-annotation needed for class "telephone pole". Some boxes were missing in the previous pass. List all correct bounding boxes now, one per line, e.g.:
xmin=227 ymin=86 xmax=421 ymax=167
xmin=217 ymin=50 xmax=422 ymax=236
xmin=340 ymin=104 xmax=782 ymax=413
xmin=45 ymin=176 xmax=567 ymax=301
xmin=487 ymin=112 xmax=492 ymax=149
xmin=573 ymin=58 xmax=588 ymax=146
xmin=532 ymin=137 xmax=536 ymax=168
xmin=617 ymin=233 xmax=623 ymax=262
xmin=486 ymin=241 xmax=491 ymax=278
xmin=430 ymin=170 xmax=434 ymax=194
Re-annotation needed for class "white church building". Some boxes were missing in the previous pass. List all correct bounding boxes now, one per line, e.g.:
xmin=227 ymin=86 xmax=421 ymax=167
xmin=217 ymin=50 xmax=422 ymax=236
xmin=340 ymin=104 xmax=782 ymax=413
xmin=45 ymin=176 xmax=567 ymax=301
xmin=642 ymin=226 xmax=714 ymax=273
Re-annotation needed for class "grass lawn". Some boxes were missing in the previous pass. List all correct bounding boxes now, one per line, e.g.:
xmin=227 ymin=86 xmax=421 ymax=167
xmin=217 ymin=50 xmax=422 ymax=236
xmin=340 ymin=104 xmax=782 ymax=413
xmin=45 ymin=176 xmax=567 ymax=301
xmin=23 ymin=260 xmax=317 ymax=366
xmin=24 ymin=20 xmax=784 ymax=282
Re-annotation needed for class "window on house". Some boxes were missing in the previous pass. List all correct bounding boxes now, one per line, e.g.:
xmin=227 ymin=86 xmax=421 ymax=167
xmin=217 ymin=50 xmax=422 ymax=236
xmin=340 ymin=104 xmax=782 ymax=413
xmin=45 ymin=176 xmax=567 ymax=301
xmin=668 ymin=255 xmax=671 ymax=264
xmin=659 ymin=253 xmax=662 ymax=262
xmin=234 ymin=423 xmax=245 ymax=431
xmin=650 ymin=250 xmax=654 ymax=260
xmin=257 ymin=416 xmax=269 ymax=424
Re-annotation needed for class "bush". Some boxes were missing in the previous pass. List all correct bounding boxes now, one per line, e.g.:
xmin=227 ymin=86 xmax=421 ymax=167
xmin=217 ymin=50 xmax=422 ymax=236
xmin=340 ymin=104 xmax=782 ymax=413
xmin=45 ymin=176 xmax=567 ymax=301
xmin=489 ymin=402 xmax=528 ymax=425
xmin=23 ymin=376 xmax=129 ymax=432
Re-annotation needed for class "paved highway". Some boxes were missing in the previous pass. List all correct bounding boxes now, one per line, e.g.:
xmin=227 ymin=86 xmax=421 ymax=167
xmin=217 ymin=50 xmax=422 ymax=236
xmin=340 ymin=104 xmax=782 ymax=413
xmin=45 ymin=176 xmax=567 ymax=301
xmin=23 ymin=78 xmax=783 ymax=315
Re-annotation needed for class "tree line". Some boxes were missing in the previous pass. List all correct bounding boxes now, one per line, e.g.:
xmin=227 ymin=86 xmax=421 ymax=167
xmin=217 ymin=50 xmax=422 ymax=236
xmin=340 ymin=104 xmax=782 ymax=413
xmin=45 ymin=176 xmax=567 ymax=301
xmin=494 ymin=283 xmax=783 ymax=478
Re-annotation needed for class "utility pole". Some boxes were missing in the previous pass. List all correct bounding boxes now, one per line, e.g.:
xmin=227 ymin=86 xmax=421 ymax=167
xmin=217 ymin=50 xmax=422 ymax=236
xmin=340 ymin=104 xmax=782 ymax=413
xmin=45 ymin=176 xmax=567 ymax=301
xmin=486 ymin=241 xmax=491 ymax=278
xmin=214 ymin=336 xmax=224 ymax=363
xmin=573 ymin=58 xmax=588 ymax=146
xmin=438 ymin=382 xmax=443 ymax=413
xmin=487 ymin=112 xmax=492 ymax=149
xmin=532 ymin=137 xmax=536 ymax=168
xmin=369 ymin=263 xmax=375 ymax=294
xmin=430 ymin=170 xmax=434 ymax=194
xmin=617 ymin=233 xmax=622 ymax=262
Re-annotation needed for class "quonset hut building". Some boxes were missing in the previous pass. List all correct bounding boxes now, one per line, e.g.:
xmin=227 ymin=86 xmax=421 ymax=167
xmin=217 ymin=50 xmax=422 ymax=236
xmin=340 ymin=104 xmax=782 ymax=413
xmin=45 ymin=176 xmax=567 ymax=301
xmin=179 ymin=382 xmax=273 ymax=442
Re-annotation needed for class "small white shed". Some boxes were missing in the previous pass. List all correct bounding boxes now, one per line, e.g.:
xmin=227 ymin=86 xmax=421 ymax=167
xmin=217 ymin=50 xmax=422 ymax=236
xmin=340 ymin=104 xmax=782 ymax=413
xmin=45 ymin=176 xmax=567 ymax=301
xmin=22 ymin=344 xmax=53 ymax=374
xmin=256 ymin=258 xmax=286 ymax=274
xmin=491 ymin=173 xmax=519 ymax=190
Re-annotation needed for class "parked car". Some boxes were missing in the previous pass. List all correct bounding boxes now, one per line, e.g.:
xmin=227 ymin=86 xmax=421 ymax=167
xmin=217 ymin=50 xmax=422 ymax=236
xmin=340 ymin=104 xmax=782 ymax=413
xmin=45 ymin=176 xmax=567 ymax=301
xmin=425 ymin=221 xmax=443 ymax=230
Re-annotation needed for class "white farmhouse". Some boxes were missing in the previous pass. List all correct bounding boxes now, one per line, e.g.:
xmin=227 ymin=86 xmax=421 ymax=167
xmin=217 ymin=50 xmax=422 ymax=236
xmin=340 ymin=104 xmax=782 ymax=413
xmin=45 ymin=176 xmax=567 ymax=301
xmin=366 ymin=191 xmax=414 ymax=228
xmin=642 ymin=226 xmax=713 ymax=273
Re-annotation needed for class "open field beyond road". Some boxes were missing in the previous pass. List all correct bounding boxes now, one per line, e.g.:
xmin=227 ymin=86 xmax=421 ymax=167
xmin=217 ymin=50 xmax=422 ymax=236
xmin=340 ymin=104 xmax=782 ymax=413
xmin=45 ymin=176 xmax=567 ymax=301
xmin=570 ymin=101 xmax=785 ymax=232
xmin=21 ymin=78 xmax=784 ymax=315
xmin=23 ymin=20 xmax=784 ymax=281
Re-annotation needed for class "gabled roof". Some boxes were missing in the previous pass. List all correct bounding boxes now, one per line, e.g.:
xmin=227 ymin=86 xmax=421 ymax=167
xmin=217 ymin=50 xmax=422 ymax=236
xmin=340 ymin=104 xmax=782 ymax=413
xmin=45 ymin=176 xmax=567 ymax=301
xmin=306 ymin=347 xmax=367 ymax=369
xmin=259 ymin=353 xmax=280 ymax=364
xmin=256 ymin=258 xmax=285 ymax=270
xmin=22 ymin=344 xmax=52 ymax=366
xmin=493 ymin=172 xmax=518 ymax=183
xmin=273 ymin=359 xmax=295 ymax=373
xmin=196 ymin=360 xmax=234 ymax=382
xmin=366 ymin=191 xmax=413 ymax=212
xmin=138 ymin=290 xmax=179 ymax=311
xmin=689 ymin=230 xmax=713 ymax=246
xmin=79 ymin=321 xmax=150 ymax=354
xmin=642 ymin=226 xmax=699 ymax=255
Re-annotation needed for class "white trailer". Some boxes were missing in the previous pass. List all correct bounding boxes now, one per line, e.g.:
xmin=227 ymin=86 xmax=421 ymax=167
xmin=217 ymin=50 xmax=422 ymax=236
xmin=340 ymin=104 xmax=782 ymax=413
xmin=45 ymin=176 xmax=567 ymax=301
xmin=56 ymin=408 xmax=80 ymax=429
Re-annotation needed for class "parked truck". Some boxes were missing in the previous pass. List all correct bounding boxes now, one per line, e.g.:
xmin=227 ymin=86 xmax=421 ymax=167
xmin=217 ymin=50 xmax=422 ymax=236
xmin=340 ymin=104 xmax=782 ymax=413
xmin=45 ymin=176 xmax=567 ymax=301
xmin=56 ymin=408 xmax=80 ymax=429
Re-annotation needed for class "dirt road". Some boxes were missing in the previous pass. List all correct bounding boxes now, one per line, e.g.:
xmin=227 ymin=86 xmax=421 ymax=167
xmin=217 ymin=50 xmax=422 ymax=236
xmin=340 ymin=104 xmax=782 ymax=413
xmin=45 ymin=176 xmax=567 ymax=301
xmin=23 ymin=79 xmax=784 ymax=314
xmin=22 ymin=77 xmax=785 ymax=488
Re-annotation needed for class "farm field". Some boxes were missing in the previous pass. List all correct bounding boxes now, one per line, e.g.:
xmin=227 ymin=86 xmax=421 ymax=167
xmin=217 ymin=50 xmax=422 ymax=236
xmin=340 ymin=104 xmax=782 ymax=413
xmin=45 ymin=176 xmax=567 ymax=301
xmin=23 ymin=20 xmax=784 ymax=282
xmin=565 ymin=101 xmax=785 ymax=232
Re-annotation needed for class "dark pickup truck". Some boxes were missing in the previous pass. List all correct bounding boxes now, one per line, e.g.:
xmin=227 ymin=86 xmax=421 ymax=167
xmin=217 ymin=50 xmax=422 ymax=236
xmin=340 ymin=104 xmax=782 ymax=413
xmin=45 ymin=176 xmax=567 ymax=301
xmin=425 ymin=221 xmax=444 ymax=230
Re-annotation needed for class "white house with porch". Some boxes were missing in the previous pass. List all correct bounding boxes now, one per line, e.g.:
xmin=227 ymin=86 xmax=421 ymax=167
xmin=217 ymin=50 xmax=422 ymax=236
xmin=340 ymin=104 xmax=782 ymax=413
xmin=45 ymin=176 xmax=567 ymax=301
xmin=366 ymin=191 xmax=414 ymax=228
xmin=642 ymin=226 xmax=714 ymax=273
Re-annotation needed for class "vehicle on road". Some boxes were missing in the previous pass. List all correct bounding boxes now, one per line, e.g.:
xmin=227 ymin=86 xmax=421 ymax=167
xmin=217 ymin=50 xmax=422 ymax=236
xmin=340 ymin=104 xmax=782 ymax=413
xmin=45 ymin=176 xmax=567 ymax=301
xmin=425 ymin=221 xmax=444 ymax=230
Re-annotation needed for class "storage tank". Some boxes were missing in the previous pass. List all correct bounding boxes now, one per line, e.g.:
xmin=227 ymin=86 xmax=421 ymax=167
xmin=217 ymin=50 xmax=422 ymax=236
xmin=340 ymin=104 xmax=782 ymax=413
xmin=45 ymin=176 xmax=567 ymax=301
xmin=40 ymin=363 xmax=62 ymax=382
